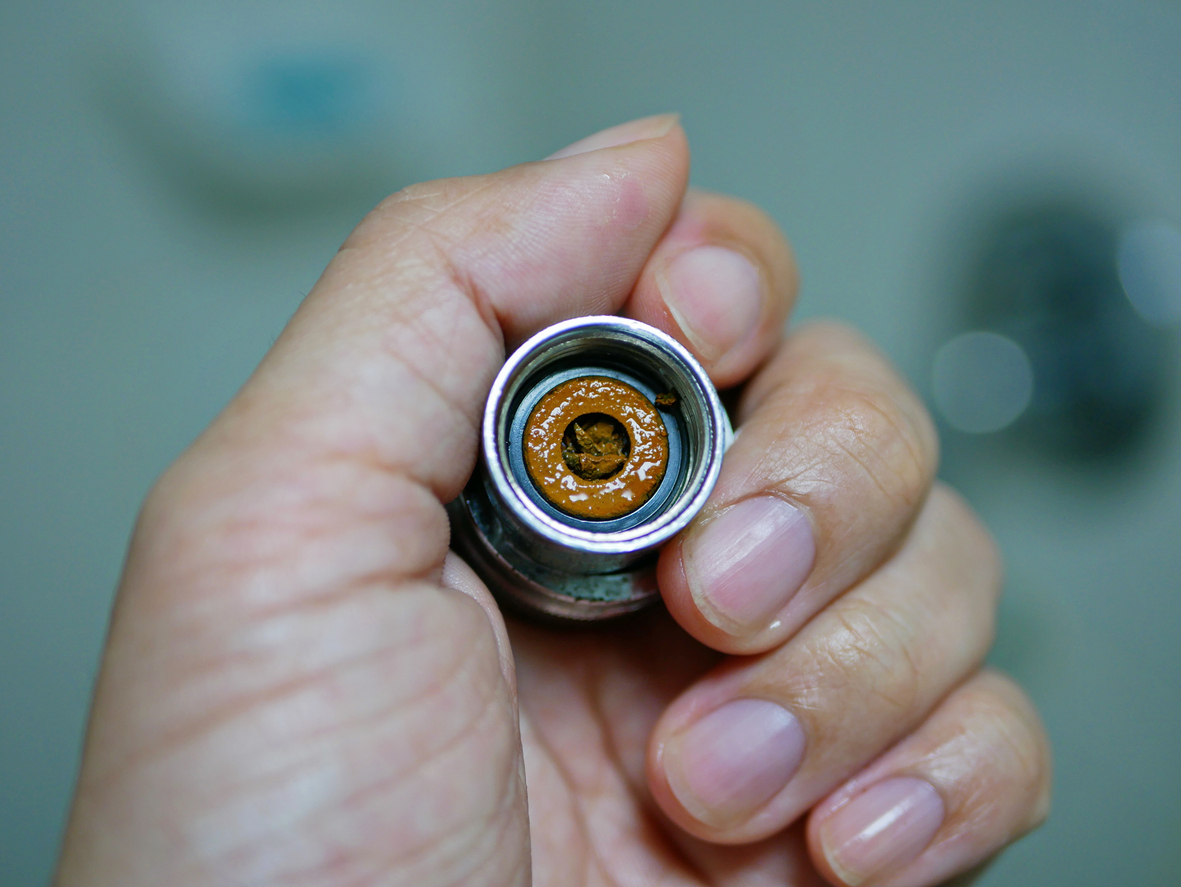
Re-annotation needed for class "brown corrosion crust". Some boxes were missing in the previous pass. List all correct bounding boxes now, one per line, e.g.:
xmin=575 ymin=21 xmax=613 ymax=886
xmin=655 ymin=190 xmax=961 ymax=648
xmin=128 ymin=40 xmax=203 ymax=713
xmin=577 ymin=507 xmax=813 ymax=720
xmin=523 ymin=376 xmax=669 ymax=520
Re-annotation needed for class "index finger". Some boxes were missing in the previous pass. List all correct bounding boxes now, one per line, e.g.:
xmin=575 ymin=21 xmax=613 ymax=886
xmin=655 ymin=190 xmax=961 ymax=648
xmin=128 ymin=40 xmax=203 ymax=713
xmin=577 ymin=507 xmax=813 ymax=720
xmin=180 ymin=116 xmax=691 ymax=517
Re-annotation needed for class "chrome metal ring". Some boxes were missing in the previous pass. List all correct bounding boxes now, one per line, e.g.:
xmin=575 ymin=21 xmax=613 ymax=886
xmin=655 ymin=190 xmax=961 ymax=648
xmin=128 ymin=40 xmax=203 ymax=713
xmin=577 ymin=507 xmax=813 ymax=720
xmin=448 ymin=316 xmax=731 ymax=621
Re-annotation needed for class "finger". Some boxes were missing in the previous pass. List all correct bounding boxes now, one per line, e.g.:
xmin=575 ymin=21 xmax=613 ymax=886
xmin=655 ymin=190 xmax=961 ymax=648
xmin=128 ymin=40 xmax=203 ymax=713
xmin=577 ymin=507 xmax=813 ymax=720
xmin=176 ymin=115 xmax=691 ymax=517
xmin=807 ymin=670 xmax=1051 ymax=887
xmin=141 ymin=116 xmax=693 ymax=630
xmin=648 ymin=486 xmax=999 ymax=843
xmin=57 ymin=120 xmax=691 ymax=885
xmin=116 ymin=112 xmax=692 ymax=772
xmin=622 ymin=189 xmax=798 ymax=387
xmin=658 ymin=321 xmax=939 ymax=654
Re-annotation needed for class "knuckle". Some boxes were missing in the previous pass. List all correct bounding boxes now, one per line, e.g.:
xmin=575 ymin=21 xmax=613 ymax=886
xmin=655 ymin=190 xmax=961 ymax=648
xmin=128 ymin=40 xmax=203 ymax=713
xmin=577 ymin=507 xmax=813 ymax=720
xmin=138 ymin=445 xmax=449 ymax=595
xmin=813 ymin=325 xmax=938 ymax=475
xmin=813 ymin=380 xmax=936 ymax=511
xmin=375 ymin=178 xmax=461 ymax=221
xmin=343 ymin=177 xmax=473 ymax=252
xmin=134 ymin=452 xmax=218 ymax=550
xmin=952 ymin=672 xmax=1053 ymax=836
xmin=926 ymin=485 xmax=1005 ymax=606
xmin=984 ymin=673 xmax=1053 ymax=832
xmin=810 ymin=594 xmax=925 ymax=716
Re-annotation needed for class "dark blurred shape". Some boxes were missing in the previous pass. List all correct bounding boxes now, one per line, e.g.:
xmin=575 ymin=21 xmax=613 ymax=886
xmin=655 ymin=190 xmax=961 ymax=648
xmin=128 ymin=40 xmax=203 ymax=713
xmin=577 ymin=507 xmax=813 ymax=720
xmin=965 ymin=206 xmax=1171 ymax=460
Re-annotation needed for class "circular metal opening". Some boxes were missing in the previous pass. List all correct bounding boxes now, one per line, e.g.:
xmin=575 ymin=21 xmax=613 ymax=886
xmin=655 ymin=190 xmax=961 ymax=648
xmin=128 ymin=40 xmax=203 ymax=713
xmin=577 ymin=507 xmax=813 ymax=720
xmin=483 ymin=316 xmax=729 ymax=560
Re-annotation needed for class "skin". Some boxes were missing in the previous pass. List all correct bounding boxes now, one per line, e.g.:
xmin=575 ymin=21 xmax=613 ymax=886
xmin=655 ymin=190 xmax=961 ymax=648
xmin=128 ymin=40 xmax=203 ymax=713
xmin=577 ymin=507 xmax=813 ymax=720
xmin=55 ymin=115 xmax=1051 ymax=887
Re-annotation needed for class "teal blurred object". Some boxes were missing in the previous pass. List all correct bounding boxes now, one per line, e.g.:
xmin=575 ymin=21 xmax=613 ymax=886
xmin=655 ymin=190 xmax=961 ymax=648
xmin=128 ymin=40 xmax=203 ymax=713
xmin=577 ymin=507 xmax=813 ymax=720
xmin=2 ymin=2 xmax=1180 ymax=885
xmin=246 ymin=53 xmax=374 ymax=134
xmin=94 ymin=1 xmax=461 ymax=209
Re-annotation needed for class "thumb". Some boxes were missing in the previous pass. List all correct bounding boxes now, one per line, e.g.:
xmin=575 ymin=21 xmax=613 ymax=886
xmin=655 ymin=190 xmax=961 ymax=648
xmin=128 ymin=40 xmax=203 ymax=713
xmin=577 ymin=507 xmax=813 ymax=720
xmin=57 ymin=117 xmax=690 ymax=887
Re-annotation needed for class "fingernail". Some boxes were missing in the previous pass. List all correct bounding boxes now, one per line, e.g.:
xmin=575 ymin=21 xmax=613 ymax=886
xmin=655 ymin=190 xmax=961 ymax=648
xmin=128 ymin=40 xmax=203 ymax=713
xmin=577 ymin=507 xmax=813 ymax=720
xmin=546 ymin=113 xmax=680 ymax=159
xmin=665 ymin=698 xmax=805 ymax=826
xmin=683 ymin=495 xmax=815 ymax=633
xmin=820 ymin=777 xmax=945 ymax=886
xmin=658 ymin=246 xmax=763 ymax=363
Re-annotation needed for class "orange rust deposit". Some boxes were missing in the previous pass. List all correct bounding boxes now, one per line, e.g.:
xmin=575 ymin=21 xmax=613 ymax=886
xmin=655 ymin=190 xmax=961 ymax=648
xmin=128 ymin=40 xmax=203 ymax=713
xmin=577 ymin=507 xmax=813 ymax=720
xmin=523 ymin=376 xmax=669 ymax=519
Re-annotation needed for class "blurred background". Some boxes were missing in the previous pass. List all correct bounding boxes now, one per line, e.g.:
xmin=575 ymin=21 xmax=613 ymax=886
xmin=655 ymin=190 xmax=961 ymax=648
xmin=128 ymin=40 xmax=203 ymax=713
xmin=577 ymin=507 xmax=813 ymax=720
xmin=3 ymin=0 xmax=1180 ymax=883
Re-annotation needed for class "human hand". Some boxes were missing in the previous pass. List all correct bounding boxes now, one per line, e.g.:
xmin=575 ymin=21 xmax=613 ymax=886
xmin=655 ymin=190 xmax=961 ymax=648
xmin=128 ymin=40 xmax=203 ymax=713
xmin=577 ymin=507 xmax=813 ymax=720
xmin=56 ymin=115 xmax=1050 ymax=887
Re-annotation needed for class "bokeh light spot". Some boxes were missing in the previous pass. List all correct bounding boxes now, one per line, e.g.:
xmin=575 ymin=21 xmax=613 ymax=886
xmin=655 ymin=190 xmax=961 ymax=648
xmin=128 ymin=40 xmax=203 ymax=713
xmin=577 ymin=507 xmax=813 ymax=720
xmin=933 ymin=332 xmax=1034 ymax=434
xmin=1118 ymin=220 xmax=1181 ymax=327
